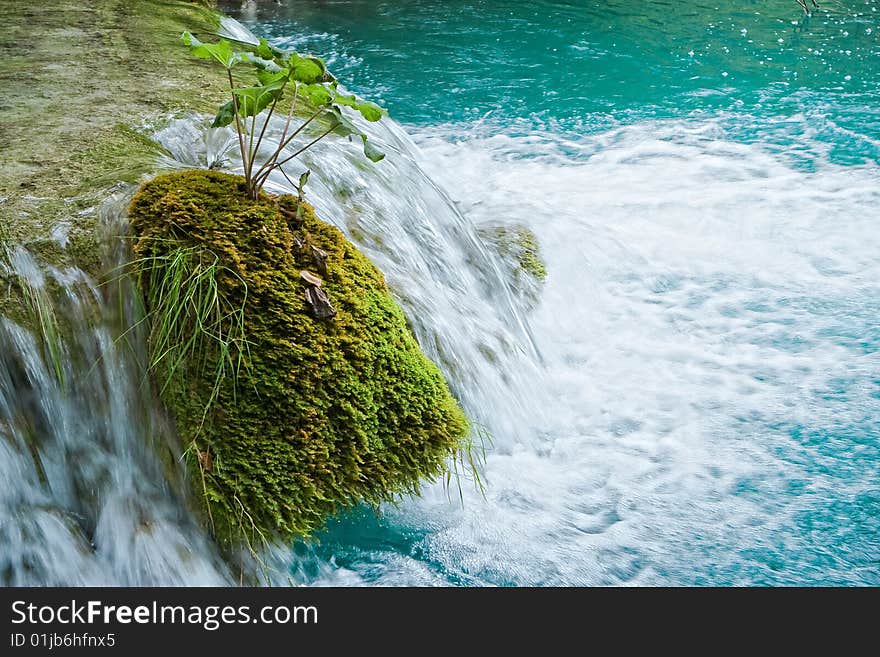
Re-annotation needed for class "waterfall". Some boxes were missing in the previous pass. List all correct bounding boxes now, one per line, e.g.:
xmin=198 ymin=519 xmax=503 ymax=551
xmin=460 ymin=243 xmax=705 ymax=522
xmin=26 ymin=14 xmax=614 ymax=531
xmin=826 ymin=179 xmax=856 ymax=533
xmin=3 ymin=38 xmax=878 ymax=583
xmin=0 ymin=191 xmax=230 ymax=585
xmin=0 ymin=101 xmax=545 ymax=585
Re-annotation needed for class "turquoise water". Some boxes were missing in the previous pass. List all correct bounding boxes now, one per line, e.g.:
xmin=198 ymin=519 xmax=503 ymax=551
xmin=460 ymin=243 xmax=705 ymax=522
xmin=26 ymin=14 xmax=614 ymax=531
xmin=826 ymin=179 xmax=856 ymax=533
xmin=232 ymin=0 xmax=879 ymax=163
xmin=222 ymin=1 xmax=880 ymax=586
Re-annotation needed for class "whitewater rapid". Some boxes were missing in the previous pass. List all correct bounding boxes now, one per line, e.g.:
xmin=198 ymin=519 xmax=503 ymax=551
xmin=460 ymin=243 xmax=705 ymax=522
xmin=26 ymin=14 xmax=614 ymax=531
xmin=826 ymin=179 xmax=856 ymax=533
xmin=2 ymin=100 xmax=877 ymax=585
xmin=282 ymin=115 xmax=879 ymax=586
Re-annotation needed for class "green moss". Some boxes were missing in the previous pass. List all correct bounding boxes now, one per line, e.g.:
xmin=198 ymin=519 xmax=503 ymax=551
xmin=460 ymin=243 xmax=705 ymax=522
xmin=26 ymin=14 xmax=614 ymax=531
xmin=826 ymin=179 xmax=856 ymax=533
xmin=0 ymin=0 xmax=227 ymax=275
xmin=476 ymin=224 xmax=547 ymax=311
xmin=76 ymin=124 xmax=172 ymax=192
xmin=481 ymin=224 xmax=547 ymax=282
xmin=481 ymin=225 xmax=547 ymax=283
xmin=128 ymin=170 xmax=470 ymax=547
xmin=511 ymin=227 xmax=548 ymax=281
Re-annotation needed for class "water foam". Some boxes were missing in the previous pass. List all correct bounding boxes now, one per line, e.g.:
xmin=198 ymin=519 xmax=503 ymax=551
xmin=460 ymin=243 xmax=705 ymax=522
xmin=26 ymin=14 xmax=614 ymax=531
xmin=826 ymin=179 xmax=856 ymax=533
xmin=285 ymin=117 xmax=879 ymax=585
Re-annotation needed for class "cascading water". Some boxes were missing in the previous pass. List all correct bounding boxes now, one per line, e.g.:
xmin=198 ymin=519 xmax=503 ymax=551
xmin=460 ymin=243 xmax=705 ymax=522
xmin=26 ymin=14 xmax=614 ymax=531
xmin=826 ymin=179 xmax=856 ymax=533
xmin=2 ymin=0 xmax=878 ymax=586
xmin=0 ymin=101 xmax=544 ymax=585
xmin=0 ymin=193 xmax=230 ymax=585
xmin=403 ymin=120 xmax=880 ymax=586
xmin=148 ymin=105 xmax=880 ymax=585
xmin=218 ymin=0 xmax=879 ymax=586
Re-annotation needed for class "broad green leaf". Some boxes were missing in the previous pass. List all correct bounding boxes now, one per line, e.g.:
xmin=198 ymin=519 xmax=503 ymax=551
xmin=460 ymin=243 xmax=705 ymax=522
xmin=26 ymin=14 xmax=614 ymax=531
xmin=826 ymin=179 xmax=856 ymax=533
xmin=334 ymin=94 xmax=384 ymax=122
xmin=298 ymin=83 xmax=333 ymax=107
xmin=247 ymin=54 xmax=284 ymax=74
xmin=326 ymin=107 xmax=357 ymax=137
xmin=256 ymin=68 xmax=290 ymax=87
xmin=211 ymin=101 xmax=236 ymax=128
xmin=309 ymin=56 xmax=335 ymax=83
xmin=356 ymin=101 xmax=384 ymax=122
xmin=232 ymin=84 xmax=284 ymax=118
xmin=333 ymin=94 xmax=358 ymax=109
xmin=181 ymin=32 xmax=242 ymax=69
xmin=287 ymin=53 xmax=326 ymax=84
xmin=361 ymin=135 xmax=385 ymax=162
xmin=256 ymin=38 xmax=275 ymax=60
xmin=325 ymin=108 xmax=385 ymax=162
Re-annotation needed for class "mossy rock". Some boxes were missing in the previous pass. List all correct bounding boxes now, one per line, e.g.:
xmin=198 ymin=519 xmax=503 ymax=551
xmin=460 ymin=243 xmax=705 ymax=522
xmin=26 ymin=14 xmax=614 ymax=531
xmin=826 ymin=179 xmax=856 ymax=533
xmin=478 ymin=224 xmax=547 ymax=307
xmin=0 ymin=0 xmax=226 ymax=277
xmin=127 ymin=170 xmax=469 ymax=547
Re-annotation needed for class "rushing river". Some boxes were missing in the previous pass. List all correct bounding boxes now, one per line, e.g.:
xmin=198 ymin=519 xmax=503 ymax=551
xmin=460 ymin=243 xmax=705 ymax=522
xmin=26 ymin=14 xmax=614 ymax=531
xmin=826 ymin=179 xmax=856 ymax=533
xmin=220 ymin=0 xmax=880 ymax=586
xmin=1 ymin=1 xmax=877 ymax=586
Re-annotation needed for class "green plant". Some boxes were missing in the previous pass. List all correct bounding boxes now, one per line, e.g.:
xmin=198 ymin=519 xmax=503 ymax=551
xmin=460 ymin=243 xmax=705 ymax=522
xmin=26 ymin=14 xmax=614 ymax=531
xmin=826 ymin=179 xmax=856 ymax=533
xmin=796 ymin=0 xmax=819 ymax=15
xmin=128 ymin=170 xmax=472 ymax=545
xmin=131 ymin=244 xmax=251 ymax=422
xmin=446 ymin=423 xmax=492 ymax=502
xmin=182 ymin=31 xmax=385 ymax=200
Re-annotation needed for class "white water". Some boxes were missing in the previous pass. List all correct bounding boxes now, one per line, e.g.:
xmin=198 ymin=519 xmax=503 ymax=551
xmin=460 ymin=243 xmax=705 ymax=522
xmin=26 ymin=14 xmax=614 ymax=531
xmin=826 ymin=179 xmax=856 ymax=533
xmin=269 ymin=113 xmax=879 ymax=585
xmin=383 ymin=120 xmax=880 ymax=585
xmin=0 ymin=201 xmax=230 ymax=585
xmin=226 ymin=107 xmax=879 ymax=585
xmin=2 ymin=105 xmax=878 ymax=584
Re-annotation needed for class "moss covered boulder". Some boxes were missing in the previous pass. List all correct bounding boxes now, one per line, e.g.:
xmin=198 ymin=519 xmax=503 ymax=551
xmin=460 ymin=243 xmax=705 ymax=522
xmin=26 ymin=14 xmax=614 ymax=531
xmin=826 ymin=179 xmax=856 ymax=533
xmin=478 ymin=224 xmax=547 ymax=308
xmin=127 ymin=170 xmax=468 ymax=546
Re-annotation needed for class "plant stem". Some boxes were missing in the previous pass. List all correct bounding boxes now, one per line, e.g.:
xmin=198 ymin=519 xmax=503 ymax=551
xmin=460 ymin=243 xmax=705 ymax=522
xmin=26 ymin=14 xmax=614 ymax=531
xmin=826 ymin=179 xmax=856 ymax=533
xmin=252 ymin=107 xmax=323 ymax=185
xmin=248 ymin=93 xmax=280 ymax=188
xmin=269 ymin=124 xmax=335 ymax=172
xmin=253 ymin=124 xmax=333 ymax=193
xmin=277 ymin=83 xmax=299 ymax=151
xmin=275 ymin=164 xmax=298 ymax=191
xmin=226 ymin=69 xmax=250 ymax=188
xmin=247 ymin=113 xmax=258 ymax=198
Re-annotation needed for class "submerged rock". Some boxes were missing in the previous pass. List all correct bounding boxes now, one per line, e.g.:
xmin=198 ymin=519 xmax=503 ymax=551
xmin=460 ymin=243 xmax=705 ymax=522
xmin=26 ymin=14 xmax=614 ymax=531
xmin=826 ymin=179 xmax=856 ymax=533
xmin=478 ymin=223 xmax=547 ymax=308
xmin=127 ymin=170 xmax=469 ymax=546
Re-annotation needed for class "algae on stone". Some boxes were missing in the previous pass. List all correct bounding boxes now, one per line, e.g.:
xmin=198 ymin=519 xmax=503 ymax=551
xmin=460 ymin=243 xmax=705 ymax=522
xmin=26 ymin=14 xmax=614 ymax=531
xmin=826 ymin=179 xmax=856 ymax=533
xmin=481 ymin=225 xmax=547 ymax=281
xmin=478 ymin=224 xmax=547 ymax=308
xmin=128 ymin=170 xmax=469 ymax=546
xmin=0 ymin=0 xmax=226 ymax=275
